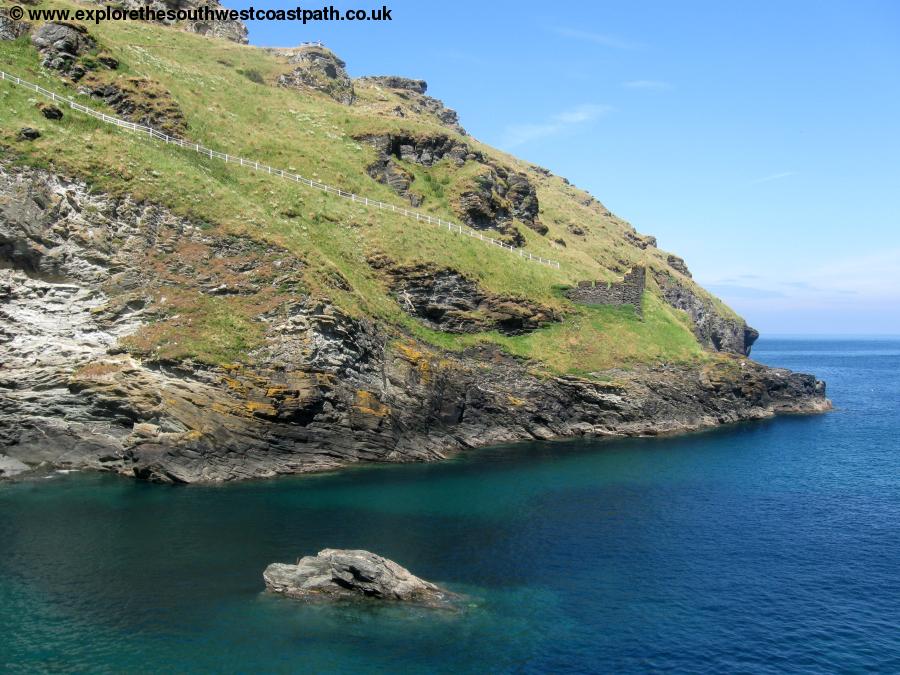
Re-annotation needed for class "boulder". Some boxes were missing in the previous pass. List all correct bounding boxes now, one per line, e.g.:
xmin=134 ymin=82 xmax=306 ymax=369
xmin=38 ymin=104 xmax=64 ymax=120
xmin=263 ymin=549 xmax=455 ymax=605
xmin=17 ymin=127 xmax=41 ymax=141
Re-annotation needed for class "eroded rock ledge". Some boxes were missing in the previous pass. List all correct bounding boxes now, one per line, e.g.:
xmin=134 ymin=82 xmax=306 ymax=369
xmin=369 ymin=255 xmax=561 ymax=334
xmin=0 ymin=162 xmax=829 ymax=483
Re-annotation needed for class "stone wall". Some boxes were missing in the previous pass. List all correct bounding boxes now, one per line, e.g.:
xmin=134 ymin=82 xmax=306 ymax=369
xmin=565 ymin=266 xmax=645 ymax=312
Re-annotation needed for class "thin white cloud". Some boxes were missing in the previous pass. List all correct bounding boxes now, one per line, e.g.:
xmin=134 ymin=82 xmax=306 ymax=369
xmin=623 ymin=80 xmax=673 ymax=91
xmin=502 ymin=104 xmax=612 ymax=148
xmin=748 ymin=171 xmax=796 ymax=185
xmin=704 ymin=247 xmax=900 ymax=306
xmin=553 ymin=27 xmax=642 ymax=50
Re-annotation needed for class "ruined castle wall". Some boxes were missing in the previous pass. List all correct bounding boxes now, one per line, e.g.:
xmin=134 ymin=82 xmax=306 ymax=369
xmin=565 ymin=266 xmax=645 ymax=312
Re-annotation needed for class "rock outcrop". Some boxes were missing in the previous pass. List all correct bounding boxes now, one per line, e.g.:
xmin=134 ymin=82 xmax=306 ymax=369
xmin=31 ymin=22 xmax=95 ymax=80
xmin=359 ymin=133 xmax=473 ymax=206
xmin=458 ymin=166 xmax=544 ymax=240
xmin=95 ymin=0 xmax=248 ymax=43
xmin=358 ymin=133 xmax=543 ymax=241
xmin=85 ymin=77 xmax=187 ymax=136
xmin=624 ymin=229 xmax=657 ymax=250
xmin=0 ymin=7 xmax=31 ymax=41
xmin=654 ymin=270 xmax=759 ymax=355
xmin=357 ymin=76 xmax=465 ymax=134
xmin=667 ymin=254 xmax=692 ymax=278
xmin=370 ymin=257 xmax=561 ymax=334
xmin=275 ymin=45 xmax=355 ymax=105
xmin=264 ymin=549 xmax=454 ymax=605
xmin=357 ymin=76 xmax=427 ymax=95
xmin=0 ymin=163 xmax=827 ymax=483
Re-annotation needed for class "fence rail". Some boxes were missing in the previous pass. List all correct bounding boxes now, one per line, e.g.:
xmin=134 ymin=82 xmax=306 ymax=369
xmin=0 ymin=69 xmax=561 ymax=269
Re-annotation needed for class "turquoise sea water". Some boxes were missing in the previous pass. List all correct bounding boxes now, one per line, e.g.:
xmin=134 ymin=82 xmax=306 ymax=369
xmin=1 ymin=338 xmax=899 ymax=673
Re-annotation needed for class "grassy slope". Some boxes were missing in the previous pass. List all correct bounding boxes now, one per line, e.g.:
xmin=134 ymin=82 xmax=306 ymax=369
xmin=0 ymin=1 xmax=743 ymax=372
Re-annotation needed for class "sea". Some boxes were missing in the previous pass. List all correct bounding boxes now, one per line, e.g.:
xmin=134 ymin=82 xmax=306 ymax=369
xmin=1 ymin=337 xmax=898 ymax=673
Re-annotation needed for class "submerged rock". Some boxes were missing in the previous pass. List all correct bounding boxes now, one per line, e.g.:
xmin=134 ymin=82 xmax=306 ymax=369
xmin=264 ymin=549 xmax=455 ymax=605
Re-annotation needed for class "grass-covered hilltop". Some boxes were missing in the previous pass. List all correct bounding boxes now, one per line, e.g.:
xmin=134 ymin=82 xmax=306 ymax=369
xmin=0 ymin=0 xmax=829 ymax=482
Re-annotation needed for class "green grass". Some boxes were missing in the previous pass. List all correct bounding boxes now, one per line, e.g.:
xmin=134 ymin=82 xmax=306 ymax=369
xmin=0 ymin=4 xmax=744 ymax=372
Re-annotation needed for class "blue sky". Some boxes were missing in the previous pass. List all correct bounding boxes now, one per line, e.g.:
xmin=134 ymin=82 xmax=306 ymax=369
xmin=230 ymin=0 xmax=900 ymax=334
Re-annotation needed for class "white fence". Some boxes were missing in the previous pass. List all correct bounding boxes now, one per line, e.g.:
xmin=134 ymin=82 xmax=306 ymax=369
xmin=0 ymin=70 xmax=561 ymax=269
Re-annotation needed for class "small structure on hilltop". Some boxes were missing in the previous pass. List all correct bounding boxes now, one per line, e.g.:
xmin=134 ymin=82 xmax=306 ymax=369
xmin=565 ymin=266 xmax=645 ymax=314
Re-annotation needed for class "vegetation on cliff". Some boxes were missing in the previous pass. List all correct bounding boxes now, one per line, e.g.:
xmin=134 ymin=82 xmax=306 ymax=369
xmin=1 ymin=1 xmax=748 ymax=373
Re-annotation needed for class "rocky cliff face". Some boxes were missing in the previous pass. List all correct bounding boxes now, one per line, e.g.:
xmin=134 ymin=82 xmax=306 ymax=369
xmin=654 ymin=270 xmax=759 ymax=355
xmin=0 ymin=163 xmax=828 ymax=483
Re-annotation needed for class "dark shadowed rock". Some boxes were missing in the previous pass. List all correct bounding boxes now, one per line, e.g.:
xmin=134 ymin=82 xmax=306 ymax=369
xmin=263 ymin=549 xmax=455 ymax=605
xmin=88 ymin=78 xmax=187 ymax=137
xmin=38 ymin=104 xmax=64 ymax=120
xmin=31 ymin=22 xmax=95 ymax=80
xmin=667 ymin=254 xmax=692 ymax=277
xmin=373 ymin=258 xmax=561 ymax=334
xmin=17 ymin=127 xmax=41 ymax=141
xmin=624 ymin=229 xmax=657 ymax=249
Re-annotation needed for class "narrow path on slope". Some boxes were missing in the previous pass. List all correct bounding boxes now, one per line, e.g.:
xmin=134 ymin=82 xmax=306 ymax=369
xmin=0 ymin=70 xmax=561 ymax=269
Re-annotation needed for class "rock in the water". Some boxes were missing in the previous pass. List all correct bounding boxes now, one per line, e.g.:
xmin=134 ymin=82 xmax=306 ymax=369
xmin=263 ymin=549 xmax=455 ymax=605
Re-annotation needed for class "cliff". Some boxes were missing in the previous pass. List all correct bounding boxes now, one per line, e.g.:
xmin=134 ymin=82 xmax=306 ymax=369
xmin=0 ymin=8 xmax=829 ymax=481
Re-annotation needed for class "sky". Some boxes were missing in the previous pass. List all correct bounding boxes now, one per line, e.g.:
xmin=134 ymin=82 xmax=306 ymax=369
xmin=228 ymin=0 xmax=900 ymax=335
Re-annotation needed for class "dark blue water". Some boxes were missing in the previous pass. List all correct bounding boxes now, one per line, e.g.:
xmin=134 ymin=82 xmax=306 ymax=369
xmin=2 ymin=338 xmax=899 ymax=673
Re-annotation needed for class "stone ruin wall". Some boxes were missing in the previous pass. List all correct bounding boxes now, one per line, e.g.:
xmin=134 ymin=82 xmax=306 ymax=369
xmin=564 ymin=266 xmax=645 ymax=312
